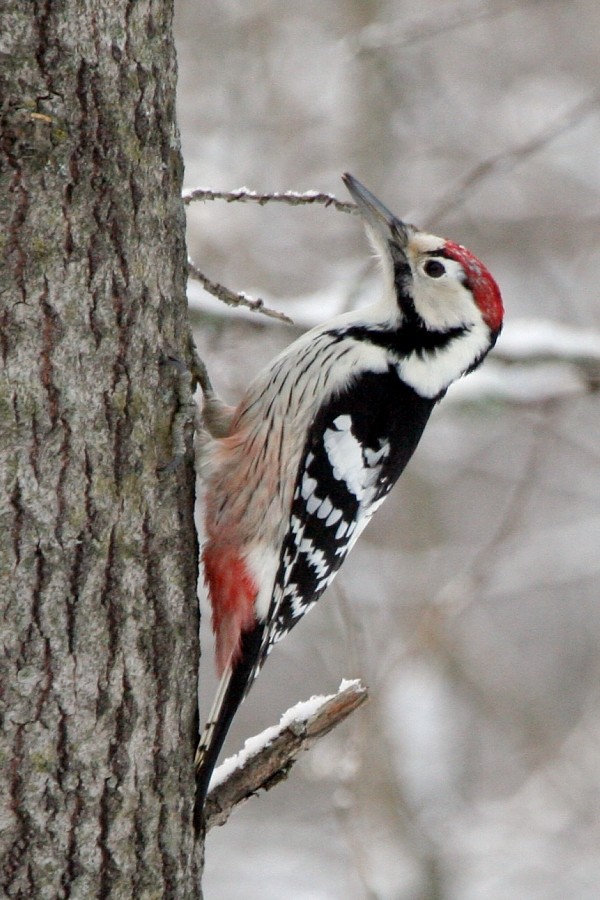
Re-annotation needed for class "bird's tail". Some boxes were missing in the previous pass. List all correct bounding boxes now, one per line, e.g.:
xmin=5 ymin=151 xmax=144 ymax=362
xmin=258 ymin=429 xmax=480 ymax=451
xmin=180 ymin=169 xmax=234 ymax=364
xmin=194 ymin=623 xmax=264 ymax=832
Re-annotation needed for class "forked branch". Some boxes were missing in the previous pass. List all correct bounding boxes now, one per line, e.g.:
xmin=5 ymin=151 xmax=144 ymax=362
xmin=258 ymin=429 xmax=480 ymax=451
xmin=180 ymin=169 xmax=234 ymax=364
xmin=184 ymin=187 xmax=356 ymax=324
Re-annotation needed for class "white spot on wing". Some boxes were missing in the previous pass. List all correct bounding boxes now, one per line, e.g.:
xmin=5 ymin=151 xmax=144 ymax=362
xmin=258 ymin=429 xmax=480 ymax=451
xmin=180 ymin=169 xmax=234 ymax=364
xmin=291 ymin=595 xmax=316 ymax=618
xmin=305 ymin=493 xmax=321 ymax=515
xmin=323 ymin=417 xmax=367 ymax=500
xmin=335 ymin=520 xmax=349 ymax=540
xmin=290 ymin=515 xmax=303 ymax=537
xmin=298 ymin=537 xmax=330 ymax=579
xmin=316 ymin=497 xmax=333 ymax=520
xmin=325 ymin=507 xmax=342 ymax=526
xmin=301 ymin=474 xmax=318 ymax=500
xmin=364 ymin=443 xmax=389 ymax=467
xmin=334 ymin=414 xmax=352 ymax=430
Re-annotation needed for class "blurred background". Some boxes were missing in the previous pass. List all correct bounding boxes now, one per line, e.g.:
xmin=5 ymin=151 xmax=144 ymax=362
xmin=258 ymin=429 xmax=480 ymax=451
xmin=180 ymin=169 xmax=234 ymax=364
xmin=175 ymin=1 xmax=600 ymax=897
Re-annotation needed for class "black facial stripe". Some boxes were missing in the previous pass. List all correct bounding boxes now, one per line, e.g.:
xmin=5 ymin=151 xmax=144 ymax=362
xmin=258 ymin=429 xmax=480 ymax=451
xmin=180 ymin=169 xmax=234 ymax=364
xmin=342 ymin=323 xmax=467 ymax=358
xmin=393 ymin=258 xmax=412 ymax=293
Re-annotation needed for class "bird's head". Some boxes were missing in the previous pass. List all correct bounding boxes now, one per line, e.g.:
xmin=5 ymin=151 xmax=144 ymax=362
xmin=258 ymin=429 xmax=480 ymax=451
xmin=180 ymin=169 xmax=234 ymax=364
xmin=342 ymin=173 xmax=503 ymax=341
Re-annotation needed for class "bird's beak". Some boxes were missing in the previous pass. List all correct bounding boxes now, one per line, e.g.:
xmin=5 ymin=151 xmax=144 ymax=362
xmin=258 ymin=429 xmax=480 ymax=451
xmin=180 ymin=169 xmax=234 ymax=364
xmin=342 ymin=173 xmax=410 ymax=249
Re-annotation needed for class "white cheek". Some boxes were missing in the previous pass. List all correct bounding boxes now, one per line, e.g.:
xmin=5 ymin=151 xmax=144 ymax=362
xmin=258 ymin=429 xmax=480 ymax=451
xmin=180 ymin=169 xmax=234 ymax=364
xmin=411 ymin=277 xmax=475 ymax=331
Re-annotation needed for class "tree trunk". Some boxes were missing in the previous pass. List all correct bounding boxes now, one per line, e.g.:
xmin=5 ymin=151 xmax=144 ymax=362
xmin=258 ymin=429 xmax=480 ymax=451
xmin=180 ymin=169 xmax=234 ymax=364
xmin=0 ymin=1 xmax=202 ymax=896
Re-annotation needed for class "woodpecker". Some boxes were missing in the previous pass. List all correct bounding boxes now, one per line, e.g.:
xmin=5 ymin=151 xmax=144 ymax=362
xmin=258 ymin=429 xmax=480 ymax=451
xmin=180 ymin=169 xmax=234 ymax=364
xmin=194 ymin=173 xmax=503 ymax=828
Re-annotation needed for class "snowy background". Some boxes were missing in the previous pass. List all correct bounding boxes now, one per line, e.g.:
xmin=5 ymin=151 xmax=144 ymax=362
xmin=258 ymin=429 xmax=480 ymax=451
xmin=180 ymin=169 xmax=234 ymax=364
xmin=175 ymin=1 xmax=600 ymax=897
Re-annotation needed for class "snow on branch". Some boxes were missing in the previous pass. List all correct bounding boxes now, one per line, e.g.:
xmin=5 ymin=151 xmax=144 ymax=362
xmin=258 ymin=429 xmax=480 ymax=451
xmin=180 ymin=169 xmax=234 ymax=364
xmin=203 ymin=679 xmax=368 ymax=831
xmin=182 ymin=187 xmax=356 ymax=324
xmin=183 ymin=185 xmax=358 ymax=324
xmin=183 ymin=185 xmax=355 ymax=215
xmin=183 ymin=186 xmax=358 ymax=323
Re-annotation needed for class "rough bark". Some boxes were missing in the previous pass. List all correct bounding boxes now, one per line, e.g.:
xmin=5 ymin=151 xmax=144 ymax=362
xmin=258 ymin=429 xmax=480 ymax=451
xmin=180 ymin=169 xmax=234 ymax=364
xmin=0 ymin=1 xmax=201 ymax=897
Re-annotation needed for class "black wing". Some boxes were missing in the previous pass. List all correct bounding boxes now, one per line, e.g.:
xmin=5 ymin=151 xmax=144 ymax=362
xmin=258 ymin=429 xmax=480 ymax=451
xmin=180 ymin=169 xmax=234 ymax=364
xmin=258 ymin=366 xmax=435 ymax=671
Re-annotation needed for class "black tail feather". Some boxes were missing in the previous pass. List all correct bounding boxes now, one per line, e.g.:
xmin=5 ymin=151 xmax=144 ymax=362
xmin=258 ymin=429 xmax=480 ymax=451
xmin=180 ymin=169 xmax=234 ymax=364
xmin=194 ymin=623 xmax=264 ymax=832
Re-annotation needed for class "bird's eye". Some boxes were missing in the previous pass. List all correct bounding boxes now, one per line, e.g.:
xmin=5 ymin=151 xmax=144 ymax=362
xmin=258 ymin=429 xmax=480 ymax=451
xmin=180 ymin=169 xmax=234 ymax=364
xmin=423 ymin=258 xmax=446 ymax=278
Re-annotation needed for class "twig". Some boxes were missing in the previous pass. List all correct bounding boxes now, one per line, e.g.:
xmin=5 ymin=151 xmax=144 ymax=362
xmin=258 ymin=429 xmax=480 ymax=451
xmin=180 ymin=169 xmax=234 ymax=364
xmin=204 ymin=679 xmax=368 ymax=831
xmin=425 ymin=92 xmax=600 ymax=226
xmin=184 ymin=187 xmax=354 ymax=325
xmin=183 ymin=186 xmax=356 ymax=215
xmin=187 ymin=257 xmax=294 ymax=325
xmin=350 ymin=0 xmax=536 ymax=53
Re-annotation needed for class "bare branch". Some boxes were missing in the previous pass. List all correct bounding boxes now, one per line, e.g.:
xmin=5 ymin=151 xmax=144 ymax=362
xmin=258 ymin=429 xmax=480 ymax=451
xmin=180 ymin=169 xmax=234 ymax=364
xmin=183 ymin=186 xmax=356 ymax=215
xmin=187 ymin=257 xmax=294 ymax=325
xmin=350 ymin=0 xmax=539 ymax=54
xmin=425 ymin=92 xmax=600 ymax=226
xmin=204 ymin=680 xmax=368 ymax=831
xmin=184 ymin=189 xmax=353 ymax=324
